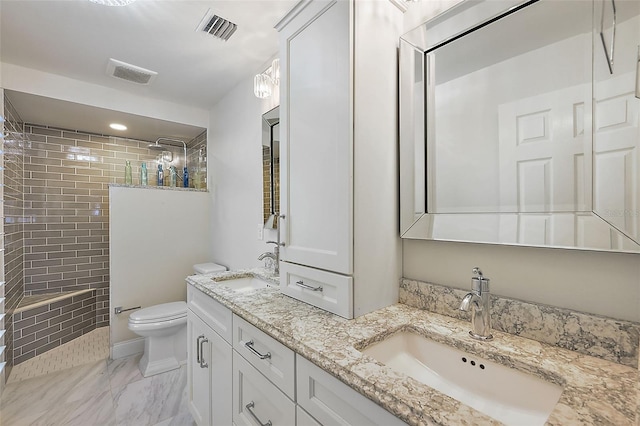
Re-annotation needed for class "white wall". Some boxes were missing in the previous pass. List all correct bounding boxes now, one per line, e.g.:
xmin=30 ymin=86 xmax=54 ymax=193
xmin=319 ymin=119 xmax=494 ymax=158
xmin=0 ymin=63 xmax=209 ymax=128
xmin=208 ymin=69 xmax=279 ymax=269
xmin=402 ymin=1 xmax=640 ymax=322
xmin=109 ymin=186 xmax=213 ymax=346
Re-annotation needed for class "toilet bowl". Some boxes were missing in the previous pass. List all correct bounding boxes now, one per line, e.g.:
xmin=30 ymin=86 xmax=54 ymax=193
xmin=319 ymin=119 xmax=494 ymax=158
xmin=127 ymin=262 xmax=227 ymax=377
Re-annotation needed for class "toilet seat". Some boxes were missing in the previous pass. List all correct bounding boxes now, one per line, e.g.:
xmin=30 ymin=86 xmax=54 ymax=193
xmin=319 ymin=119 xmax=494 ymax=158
xmin=128 ymin=301 xmax=187 ymax=324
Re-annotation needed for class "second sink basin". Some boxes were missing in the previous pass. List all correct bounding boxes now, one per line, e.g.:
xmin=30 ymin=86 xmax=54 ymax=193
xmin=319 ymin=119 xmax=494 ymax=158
xmin=215 ymin=276 xmax=271 ymax=293
xmin=360 ymin=331 xmax=563 ymax=425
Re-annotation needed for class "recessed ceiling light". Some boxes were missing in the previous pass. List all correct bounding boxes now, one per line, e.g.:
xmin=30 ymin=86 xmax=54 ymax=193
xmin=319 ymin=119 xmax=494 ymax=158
xmin=110 ymin=123 xmax=127 ymax=131
xmin=89 ymin=0 xmax=136 ymax=6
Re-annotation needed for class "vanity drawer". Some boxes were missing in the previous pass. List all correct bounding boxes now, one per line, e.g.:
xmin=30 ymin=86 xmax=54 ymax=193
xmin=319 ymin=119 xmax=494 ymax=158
xmin=232 ymin=351 xmax=296 ymax=426
xmin=187 ymin=286 xmax=232 ymax=343
xmin=280 ymin=262 xmax=353 ymax=319
xmin=296 ymin=355 xmax=407 ymax=426
xmin=297 ymin=406 xmax=321 ymax=426
xmin=232 ymin=314 xmax=295 ymax=399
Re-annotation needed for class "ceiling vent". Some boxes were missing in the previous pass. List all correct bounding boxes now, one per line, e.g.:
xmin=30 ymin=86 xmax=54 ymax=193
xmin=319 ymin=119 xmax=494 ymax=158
xmin=197 ymin=9 xmax=238 ymax=41
xmin=106 ymin=59 xmax=158 ymax=85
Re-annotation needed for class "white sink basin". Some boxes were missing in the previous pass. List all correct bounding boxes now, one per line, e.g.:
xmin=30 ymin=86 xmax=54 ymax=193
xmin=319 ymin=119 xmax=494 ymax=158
xmin=215 ymin=276 xmax=270 ymax=293
xmin=360 ymin=331 xmax=563 ymax=425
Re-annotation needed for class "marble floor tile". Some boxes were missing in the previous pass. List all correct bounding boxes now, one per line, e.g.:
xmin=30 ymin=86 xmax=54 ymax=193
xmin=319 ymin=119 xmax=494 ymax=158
xmin=112 ymin=365 xmax=188 ymax=426
xmin=108 ymin=353 xmax=144 ymax=390
xmin=2 ymin=330 xmax=194 ymax=426
xmin=1 ymin=359 xmax=109 ymax=423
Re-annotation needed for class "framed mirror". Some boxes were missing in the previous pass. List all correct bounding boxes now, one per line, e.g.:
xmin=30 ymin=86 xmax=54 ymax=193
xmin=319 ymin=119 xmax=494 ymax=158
xmin=399 ymin=0 xmax=640 ymax=252
xmin=262 ymin=106 xmax=280 ymax=229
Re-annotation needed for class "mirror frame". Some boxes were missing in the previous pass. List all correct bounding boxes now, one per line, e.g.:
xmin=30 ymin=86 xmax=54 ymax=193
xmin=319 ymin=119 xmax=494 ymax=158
xmin=399 ymin=0 xmax=640 ymax=253
xmin=262 ymin=106 xmax=280 ymax=229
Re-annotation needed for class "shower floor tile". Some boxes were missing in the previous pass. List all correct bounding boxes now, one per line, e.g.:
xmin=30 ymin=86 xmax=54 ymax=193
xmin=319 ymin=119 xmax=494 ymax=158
xmin=8 ymin=326 xmax=110 ymax=383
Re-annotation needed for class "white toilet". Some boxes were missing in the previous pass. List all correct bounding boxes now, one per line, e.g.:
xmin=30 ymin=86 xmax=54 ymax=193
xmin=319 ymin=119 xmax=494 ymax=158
xmin=128 ymin=262 xmax=227 ymax=377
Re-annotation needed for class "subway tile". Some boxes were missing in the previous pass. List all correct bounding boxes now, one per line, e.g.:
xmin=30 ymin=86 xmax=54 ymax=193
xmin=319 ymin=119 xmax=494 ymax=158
xmin=45 ymin=278 xmax=77 ymax=289
xmin=21 ymin=305 xmax=50 ymax=318
xmin=50 ymin=312 xmax=73 ymax=326
xmin=73 ymin=319 xmax=95 ymax=333
xmin=30 ymin=127 xmax=63 ymax=137
xmin=62 ymin=301 xmax=84 ymax=314
xmin=21 ymin=320 xmax=50 ymax=337
xmin=47 ymin=165 xmax=77 ymax=174
xmin=14 ymin=350 xmax=36 ymax=365
xmin=63 ymin=173 xmax=90 ymax=182
xmin=61 ymin=315 xmax=83 ymax=329
xmin=72 ymin=306 xmax=93 ymax=318
xmin=20 ymin=336 xmax=50 ymax=355
xmin=48 ymin=265 xmax=78 ymax=274
xmin=63 ymin=131 xmax=90 ymax=141
xmin=35 ymin=339 xmax=62 ymax=355
xmin=13 ymin=316 xmax=36 ymax=330
xmin=35 ymin=324 xmax=62 ymax=340
xmin=62 ymin=256 xmax=91 ymax=266
xmin=50 ymin=298 xmax=73 ymax=310
xmin=13 ymin=332 xmax=36 ymax=349
xmin=63 ymin=270 xmax=91 ymax=279
xmin=35 ymin=308 xmax=63 ymax=323
xmin=62 ymin=188 xmax=90 ymax=196
xmin=48 ymin=325 xmax=73 ymax=342
xmin=47 ymin=251 xmax=76 ymax=260
xmin=30 ymin=245 xmax=62 ymax=254
xmin=46 ymin=136 xmax=77 ymax=146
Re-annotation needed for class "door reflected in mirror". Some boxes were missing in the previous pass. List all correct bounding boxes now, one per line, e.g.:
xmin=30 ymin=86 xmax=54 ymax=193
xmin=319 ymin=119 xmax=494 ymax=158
xmin=399 ymin=0 xmax=640 ymax=252
xmin=262 ymin=106 xmax=280 ymax=229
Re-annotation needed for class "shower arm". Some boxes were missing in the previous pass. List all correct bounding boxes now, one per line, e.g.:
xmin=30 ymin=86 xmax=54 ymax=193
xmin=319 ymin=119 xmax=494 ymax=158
xmin=152 ymin=138 xmax=188 ymax=169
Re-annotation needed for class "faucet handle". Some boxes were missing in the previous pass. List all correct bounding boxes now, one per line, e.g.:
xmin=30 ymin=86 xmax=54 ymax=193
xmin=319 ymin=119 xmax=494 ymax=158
xmin=472 ymin=267 xmax=490 ymax=292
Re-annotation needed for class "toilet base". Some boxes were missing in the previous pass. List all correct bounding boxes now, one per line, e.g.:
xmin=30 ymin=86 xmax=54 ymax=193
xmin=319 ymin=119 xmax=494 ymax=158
xmin=137 ymin=325 xmax=187 ymax=377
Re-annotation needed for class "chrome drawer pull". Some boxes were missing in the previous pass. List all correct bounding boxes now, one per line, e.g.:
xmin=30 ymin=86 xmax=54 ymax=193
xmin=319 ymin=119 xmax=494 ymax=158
xmin=196 ymin=335 xmax=204 ymax=364
xmin=199 ymin=337 xmax=209 ymax=368
xmin=244 ymin=340 xmax=271 ymax=360
xmin=246 ymin=401 xmax=272 ymax=426
xmin=296 ymin=280 xmax=323 ymax=292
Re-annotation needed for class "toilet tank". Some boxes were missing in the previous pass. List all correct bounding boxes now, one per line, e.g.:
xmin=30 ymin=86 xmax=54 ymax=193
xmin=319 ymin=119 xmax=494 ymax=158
xmin=193 ymin=262 xmax=227 ymax=275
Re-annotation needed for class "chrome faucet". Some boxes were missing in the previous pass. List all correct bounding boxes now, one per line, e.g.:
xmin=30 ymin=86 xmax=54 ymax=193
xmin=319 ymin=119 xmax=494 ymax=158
xmin=459 ymin=267 xmax=493 ymax=341
xmin=258 ymin=240 xmax=282 ymax=275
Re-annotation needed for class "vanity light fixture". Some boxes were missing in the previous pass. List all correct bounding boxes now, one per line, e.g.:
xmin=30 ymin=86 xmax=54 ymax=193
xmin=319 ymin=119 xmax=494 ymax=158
xmin=88 ymin=0 xmax=136 ymax=6
xmin=254 ymin=59 xmax=280 ymax=99
xmin=109 ymin=123 xmax=127 ymax=131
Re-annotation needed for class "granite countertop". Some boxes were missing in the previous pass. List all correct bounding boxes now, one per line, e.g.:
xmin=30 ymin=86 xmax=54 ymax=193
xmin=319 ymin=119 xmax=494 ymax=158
xmin=187 ymin=270 xmax=639 ymax=426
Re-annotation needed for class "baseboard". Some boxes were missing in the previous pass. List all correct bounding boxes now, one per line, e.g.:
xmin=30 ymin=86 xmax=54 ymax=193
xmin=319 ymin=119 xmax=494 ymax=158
xmin=111 ymin=337 xmax=145 ymax=360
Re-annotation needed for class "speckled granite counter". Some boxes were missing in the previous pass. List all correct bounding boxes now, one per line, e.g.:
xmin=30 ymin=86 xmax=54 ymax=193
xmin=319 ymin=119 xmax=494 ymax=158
xmin=188 ymin=270 xmax=639 ymax=426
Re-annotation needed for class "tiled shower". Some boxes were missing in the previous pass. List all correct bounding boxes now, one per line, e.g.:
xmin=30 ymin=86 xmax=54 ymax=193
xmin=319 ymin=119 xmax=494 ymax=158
xmin=2 ymin=93 xmax=207 ymax=380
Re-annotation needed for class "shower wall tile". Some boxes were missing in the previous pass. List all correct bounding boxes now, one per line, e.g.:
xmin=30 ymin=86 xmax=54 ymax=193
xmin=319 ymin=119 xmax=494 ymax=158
xmin=22 ymin=124 xmax=206 ymax=328
xmin=12 ymin=291 xmax=97 ymax=365
xmin=3 ymin=96 xmax=26 ymax=378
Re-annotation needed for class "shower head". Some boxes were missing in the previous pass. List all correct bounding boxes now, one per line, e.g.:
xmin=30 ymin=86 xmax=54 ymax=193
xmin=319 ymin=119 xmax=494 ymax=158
xmin=148 ymin=141 xmax=166 ymax=150
xmin=149 ymin=138 xmax=188 ymax=168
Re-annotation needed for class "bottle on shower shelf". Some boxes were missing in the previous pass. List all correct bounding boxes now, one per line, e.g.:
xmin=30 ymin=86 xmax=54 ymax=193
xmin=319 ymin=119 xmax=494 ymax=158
xmin=140 ymin=162 xmax=148 ymax=186
xmin=124 ymin=160 xmax=132 ymax=185
xmin=157 ymin=164 xmax=164 ymax=186
xmin=169 ymin=166 xmax=177 ymax=187
xmin=183 ymin=167 xmax=189 ymax=188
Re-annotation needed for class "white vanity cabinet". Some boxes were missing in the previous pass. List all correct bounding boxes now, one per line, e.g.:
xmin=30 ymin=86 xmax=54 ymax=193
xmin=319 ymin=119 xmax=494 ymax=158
xmin=276 ymin=0 xmax=404 ymax=318
xmin=187 ymin=286 xmax=406 ymax=425
xmin=187 ymin=287 xmax=233 ymax=426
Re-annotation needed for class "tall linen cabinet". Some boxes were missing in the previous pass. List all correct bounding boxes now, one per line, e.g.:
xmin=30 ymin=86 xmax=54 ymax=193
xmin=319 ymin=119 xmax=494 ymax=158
xmin=276 ymin=0 xmax=404 ymax=318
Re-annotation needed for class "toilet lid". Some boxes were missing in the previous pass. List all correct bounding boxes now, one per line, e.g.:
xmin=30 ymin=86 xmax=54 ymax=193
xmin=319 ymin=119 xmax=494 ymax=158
xmin=129 ymin=301 xmax=187 ymax=323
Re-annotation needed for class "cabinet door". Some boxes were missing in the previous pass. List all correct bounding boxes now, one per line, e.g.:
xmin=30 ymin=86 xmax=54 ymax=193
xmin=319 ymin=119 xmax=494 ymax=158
xmin=279 ymin=0 xmax=353 ymax=274
xmin=188 ymin=310 xmax=211 ymax=426
xmin=207 ymin=320 xmax=233 ymax=426
xmin=188 ymin=310 xmax=233 ymax=426
xmin=232 ymin=351 xmax=296 ymax=426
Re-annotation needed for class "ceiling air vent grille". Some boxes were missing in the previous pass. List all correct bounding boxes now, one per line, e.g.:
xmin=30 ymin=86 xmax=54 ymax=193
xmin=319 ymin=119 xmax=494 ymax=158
xmin=197 ymin=10 xmax=238 ymax=41
xmin=106 ymin=59 xmax=158 ymax=85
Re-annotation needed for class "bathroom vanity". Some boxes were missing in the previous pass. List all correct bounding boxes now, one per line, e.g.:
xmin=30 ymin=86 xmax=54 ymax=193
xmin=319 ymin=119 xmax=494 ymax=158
xmin=186 ymin=271 xmax=639 ymax=426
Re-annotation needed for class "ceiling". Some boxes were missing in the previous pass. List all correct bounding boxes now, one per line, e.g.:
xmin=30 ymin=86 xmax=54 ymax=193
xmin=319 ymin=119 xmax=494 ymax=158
xmin=1 ymin=0 xmax=296 ymax=141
